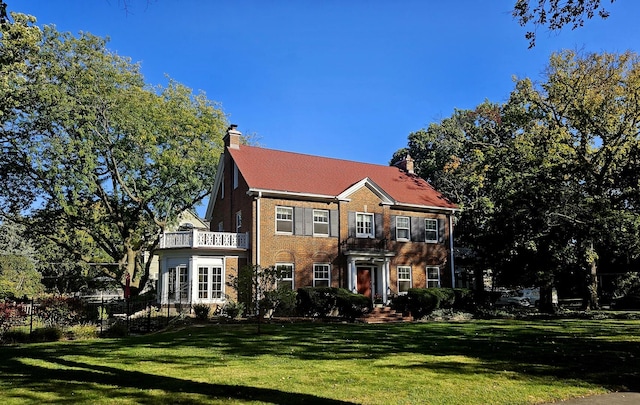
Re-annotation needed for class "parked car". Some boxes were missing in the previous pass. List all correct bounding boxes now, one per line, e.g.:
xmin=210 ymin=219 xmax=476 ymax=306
xmin=494 ymin=287 xmax=559 ymax=308
xmin=494 ymin=290 xmax=531 ymax=307
xmin=519 ymin=287 xmax=559 ymax=307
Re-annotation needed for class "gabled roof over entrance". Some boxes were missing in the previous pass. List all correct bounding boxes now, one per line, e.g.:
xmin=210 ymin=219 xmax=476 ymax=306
xmin=228 ymin=144 xmax=457 ymax=210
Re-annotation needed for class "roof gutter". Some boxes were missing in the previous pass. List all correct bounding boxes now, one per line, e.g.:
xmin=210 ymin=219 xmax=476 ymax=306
xmin=247 ymin=188 xmax=336 ymax=202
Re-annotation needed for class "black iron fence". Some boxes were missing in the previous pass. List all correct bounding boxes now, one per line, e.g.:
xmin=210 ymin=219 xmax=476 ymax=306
xmin=0 ymin=296 xmax=186 ymax=342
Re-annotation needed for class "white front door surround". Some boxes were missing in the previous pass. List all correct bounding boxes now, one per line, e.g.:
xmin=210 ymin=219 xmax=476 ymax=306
xmin=346 ymin=254 xmax=392 ymax=304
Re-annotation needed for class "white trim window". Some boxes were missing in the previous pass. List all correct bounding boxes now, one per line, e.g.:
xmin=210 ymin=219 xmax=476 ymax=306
xmin=276 ymin=206 xmax=293 ymax=234
xmin=236 ymin=211 xmax=242 ymax=232
xmin=198 ymin=267 xmax=209 ymax=299
xmin=425 ymin=219 xmax=438 ymax=243
xmin=313 ymin=209 xmax=329 ymax=236
xmin=426 ymin=266 xmax=441 ymax=288
xmin=356 ymin=212 xmax=374 ymax=238
xmin=397 ymin=266 xmax=412 ymax=294
xmin=198 ymin=266 xmax=224 ymax=299
xmin=396 ymin=216 xmax=410 ymax=241
xmin=276 ymin=263 xmax=294 ymax=290
xmin=168 ymin=266 xmax=188 ymax=302
xmin=313 ymin=264 xmax=330 ymax=287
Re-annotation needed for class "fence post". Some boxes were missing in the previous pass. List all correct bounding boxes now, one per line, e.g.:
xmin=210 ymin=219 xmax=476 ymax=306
xmin=100 ymin=297 xmax=104 ymax=335
xmin=126 ymin=298 xmax=130 ymax=332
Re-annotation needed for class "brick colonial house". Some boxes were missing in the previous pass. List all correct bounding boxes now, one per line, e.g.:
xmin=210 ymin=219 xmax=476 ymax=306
xmin=156 ymin=125 xmax=457 ymax=307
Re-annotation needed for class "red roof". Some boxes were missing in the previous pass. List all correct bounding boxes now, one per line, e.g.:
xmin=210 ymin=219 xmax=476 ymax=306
xmin=229 ymin=145 xmax=457 ymax=210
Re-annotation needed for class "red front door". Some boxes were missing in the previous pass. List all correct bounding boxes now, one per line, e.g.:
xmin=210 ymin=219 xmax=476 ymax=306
xmin=357 ymin=267 xmax=372 ymax=297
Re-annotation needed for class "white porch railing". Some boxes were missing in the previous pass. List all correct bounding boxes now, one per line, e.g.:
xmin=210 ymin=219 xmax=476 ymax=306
xmin=159 ymin=230 xmax=249 ymax=249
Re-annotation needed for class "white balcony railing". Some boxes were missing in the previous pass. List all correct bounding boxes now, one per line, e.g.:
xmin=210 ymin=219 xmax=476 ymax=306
xmin=159 ymin=230 xmax=249 ymax=249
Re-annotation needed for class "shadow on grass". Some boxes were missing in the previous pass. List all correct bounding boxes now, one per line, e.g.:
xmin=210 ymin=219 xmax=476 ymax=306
xmin=0 ymin=347 xmax=355 ymax=404
xmin=1 ymin=318 xmax=639 ymax=402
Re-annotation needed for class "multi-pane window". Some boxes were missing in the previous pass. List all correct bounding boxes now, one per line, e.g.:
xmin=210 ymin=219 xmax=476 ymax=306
xmin=356 ymin=213 xmax=374 ymax=238
xmin=313 ymin=209 xmax=329 ymax=236
xmin=427 ymin=266 xmax=441 ymax=288
xmin=211 ymin=267 xmax=223 ymax=299
xmin=168 ymin=267 xmax=188 ymax=301
xmin=198 ymin=267 xmax=209 ymax=299
xmin=276 ymin=263 xmax=294 ymax=290
xmin=178 ymin=267 xmax=188 ymax=300
xmin=396 ymin=216 xmax=410 ymax=241
xmin=425 ymin=219 xmax=438 ymax=242
xmin=397 ymin=266 xmax=412 ymax=294
xmin=313 ymin=264 xmax=331 ymax=287
xmin=198 ymin=266 xmax=223 ymax=299
xmin=236 ymin=211 xmax=242 ymax=232
xmin=276 ymin=207 xmax=293 ymax=233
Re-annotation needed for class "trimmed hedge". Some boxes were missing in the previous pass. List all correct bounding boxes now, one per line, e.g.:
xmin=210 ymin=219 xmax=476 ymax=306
xmin=296 ymin=287 xmax=370 ymax=320
xmin=394 ymin=288 xmax=475 ymax=320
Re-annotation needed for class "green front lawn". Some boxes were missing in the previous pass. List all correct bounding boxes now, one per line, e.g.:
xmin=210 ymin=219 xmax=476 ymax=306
xmin=1 ymin=319 xmax=639 ymax=404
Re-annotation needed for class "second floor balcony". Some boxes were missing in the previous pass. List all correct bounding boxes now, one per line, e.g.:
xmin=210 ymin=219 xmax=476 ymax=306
xmin=159 ymin=230 xmax=250 ymax=250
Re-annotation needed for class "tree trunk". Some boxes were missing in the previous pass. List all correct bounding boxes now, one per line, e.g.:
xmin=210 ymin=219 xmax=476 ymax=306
xmin=582 ymin=242 xmax=600 ymax=310
xmin=539 ymin=283 xmax=557 ymax=314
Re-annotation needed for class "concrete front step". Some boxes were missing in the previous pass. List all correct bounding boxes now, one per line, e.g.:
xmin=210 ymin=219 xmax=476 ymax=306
xmin=358 ymin=306 xmax=412 ymax=324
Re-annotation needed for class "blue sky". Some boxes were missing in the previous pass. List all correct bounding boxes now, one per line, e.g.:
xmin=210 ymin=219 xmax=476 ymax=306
xmin=13 ymin=1 xmax=639 ymax=163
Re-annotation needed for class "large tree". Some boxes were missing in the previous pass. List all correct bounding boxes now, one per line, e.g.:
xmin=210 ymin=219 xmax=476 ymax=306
xmin=1 ymin=13 xmax=228 ymax=294
xmin=396 ymin=50 xmax=640 ymax=310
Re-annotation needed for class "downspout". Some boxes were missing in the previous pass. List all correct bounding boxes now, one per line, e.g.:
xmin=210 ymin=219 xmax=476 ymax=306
xmin=256 ymin=191 xmax=261 ymax=267
xmin=449 ymin=214 xmax=455 ymax=288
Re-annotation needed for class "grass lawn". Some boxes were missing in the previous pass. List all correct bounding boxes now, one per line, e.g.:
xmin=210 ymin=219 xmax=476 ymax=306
xmin=1 ymin=318 xmax=639 ymax=404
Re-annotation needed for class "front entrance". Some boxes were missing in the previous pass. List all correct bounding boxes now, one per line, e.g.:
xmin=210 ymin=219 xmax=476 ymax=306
xmin=357 ymin=267 xmax=372 ymax=297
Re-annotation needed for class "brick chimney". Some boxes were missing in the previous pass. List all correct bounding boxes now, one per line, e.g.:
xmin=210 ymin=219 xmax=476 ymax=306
xmin=395 ymin=154 xmax=415 ymax=174
xmin=224 ymin=124 xmax=241 ymax=149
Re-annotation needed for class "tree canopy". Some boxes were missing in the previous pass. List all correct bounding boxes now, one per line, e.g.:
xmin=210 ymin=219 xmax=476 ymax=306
xmin=1 ymin=13 xmax=228 ymax=293
xmin=396 ymin=50 xmax=640 ymax=309
xmin=513 ymin=0 xmax=615 ymax=47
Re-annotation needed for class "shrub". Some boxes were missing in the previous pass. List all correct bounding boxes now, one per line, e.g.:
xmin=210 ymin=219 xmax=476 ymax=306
xmin=30 ymin=326 xmax=63 ymax=342
xmin=296 ymin=287 xmax=370 ymax=320
xmin=260 ymin=287 xmax=298 ymax=317
xmin=1 ymin=329 xmax=30 ymax=344
xmin=296 ymin=287 xmax=336 ymax=317
xmin=390 ymin=294 xmax=410 ymax=315
xmin=67 ymin=323 xmax=99 ymax=340
xmin=407 ymin=288 xmax=476 ymax=319
xmin=0 ymin=301 xmax=28 ymax=335
xmin=192 ymin=304 xmax=211 ymax=320
xmin=453 ymin=288 xmax=475 ymax=311
xmin=37 ymin=296 xmax=93 ymax=327
xmin=102 ymin=321 xmax=128 ymax=338
xmin=335 ymin=288 xmax=370 ymax=320
xmin=224 ymin=300 xmax=245 ymax=319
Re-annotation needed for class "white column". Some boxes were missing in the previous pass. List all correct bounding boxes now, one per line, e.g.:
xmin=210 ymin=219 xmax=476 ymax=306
xmin=381 ymin=262 xmax=388 ymax=303
xmin=189 ymin=256 xmax=196 ymax=304
xmin=192 ymin=228 xmax=199 ymax=248
xmin=159 ymin=256 xmax=166 ymax=305
xmin=348 ymin=258 xmax=356 ymax=292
